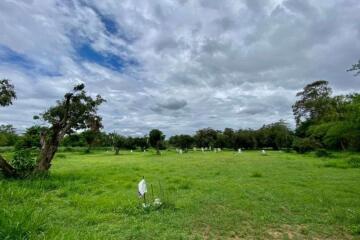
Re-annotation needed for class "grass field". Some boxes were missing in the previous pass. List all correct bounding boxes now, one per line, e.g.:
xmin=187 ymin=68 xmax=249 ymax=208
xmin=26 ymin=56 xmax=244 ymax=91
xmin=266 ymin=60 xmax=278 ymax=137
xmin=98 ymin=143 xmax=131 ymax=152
xmin=1 ymin=150 xmax=360 ymax=239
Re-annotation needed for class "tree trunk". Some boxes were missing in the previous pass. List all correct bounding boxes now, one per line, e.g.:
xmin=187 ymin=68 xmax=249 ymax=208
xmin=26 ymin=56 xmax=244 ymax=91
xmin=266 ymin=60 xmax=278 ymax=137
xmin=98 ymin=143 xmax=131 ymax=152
xmin=340 ymin=140 xmax=346 ymax=151
xmin=35 ymin=143 xmax=59 ymax=172
xmin=115 ymin=147 xmax=120 ymax=155
xmin=156 ymin=141 xmax=160 ymax=155
xmin=0 ymin=154 xmax=18 ymax=178
xmin=34 ymin=131 xmax=61 ymax=173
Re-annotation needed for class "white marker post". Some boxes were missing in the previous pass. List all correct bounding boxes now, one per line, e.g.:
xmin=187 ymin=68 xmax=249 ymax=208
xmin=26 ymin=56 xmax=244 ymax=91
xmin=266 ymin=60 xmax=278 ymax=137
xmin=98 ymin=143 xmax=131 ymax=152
xmin=138 ymin=177 xmax=148 ymax=207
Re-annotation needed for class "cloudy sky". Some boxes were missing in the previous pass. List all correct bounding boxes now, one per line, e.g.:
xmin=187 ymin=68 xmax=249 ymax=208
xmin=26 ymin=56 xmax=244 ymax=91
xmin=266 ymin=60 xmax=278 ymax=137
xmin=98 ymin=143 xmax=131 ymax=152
xmin=0 ymin=0 xmax=359 ymax=136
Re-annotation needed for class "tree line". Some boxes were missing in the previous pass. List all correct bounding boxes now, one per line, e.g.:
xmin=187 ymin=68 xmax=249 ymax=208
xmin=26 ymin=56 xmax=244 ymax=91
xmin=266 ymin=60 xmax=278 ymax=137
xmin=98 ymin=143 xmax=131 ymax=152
xmin=0 ymin=60 xmax=359 ymax=177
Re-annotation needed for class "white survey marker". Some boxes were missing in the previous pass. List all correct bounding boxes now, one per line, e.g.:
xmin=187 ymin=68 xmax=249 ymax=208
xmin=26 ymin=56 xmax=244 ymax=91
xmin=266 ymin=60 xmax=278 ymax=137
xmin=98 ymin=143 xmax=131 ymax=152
xmin=138 ymin=178 xmax=147 ymax=197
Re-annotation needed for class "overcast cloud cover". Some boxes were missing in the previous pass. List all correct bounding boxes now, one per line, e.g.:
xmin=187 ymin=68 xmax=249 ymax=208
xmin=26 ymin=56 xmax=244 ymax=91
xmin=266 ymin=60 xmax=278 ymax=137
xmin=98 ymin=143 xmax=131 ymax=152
xmin=0 ymin=0 xmax=359 ymax=136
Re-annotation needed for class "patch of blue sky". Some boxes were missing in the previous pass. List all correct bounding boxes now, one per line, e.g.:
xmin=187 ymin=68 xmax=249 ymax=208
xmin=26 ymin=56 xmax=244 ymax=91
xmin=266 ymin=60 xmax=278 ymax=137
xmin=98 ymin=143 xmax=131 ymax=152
xmin=78 ymin=1 xmax=137 ymax=43
xmin=0 ymin=45 xmax=62 ymax=77
xmin=75 ymin=43 xmax=139 ymax=72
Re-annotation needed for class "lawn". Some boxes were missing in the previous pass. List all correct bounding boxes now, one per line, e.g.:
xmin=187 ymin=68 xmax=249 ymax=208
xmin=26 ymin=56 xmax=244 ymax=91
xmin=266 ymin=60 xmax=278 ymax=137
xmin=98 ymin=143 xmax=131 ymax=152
xmin=1 ymin=150 xmax=360 ymax=239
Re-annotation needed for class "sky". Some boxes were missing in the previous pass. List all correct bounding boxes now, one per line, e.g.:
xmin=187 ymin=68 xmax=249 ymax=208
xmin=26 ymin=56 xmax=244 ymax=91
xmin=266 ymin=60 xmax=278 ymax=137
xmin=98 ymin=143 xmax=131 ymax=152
xmin=0 ymin=0 xmax=359 ymax=136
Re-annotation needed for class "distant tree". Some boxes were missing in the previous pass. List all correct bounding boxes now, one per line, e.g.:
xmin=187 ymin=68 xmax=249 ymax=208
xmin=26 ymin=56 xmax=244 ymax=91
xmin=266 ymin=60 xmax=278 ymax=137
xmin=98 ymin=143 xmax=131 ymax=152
xmin=134 ymin=136 xmax=149 ymax=151
xmin=0 ymin=79 xmax=16 ymax=107
xmin=61 ymin=133 xmax=84 ymax=147
xmin=123 ymin=136 xmax=136 ymax=150
xmin=149 ymin=129 xmax=165 ymax=155
xmin=257 ymin=121 xmax=293 ymax=150
xmin=194 ymin=128 xmax=217 ymax=148
xmin=0 ymin=125 xmax=18 ymax=146
xmin=347 ymin=60 xmax=360 ymax=76
xmin=0 ymin=83 xmax=105 ymax=178
xmin=82 ymin=130 xmax=98 ymax=153
xmin=169 ymin=134 xmax=194 ymax=151
xmin=214 ymin=132 xmax=226 ymax=149
xmin=292 ymin=80 xmax=333 ymax=126
xmin=15 ymin=126 xmax=48 ymax=150
xmin=235 ymin=129 xmax=257 ymax=149
xmin=111 ymin=133 xmax=126 ymax=155
xmin=223 ymin=128 xmax=236 ymax=149
xmin=0 ymin=79 xmax=18 ymax=177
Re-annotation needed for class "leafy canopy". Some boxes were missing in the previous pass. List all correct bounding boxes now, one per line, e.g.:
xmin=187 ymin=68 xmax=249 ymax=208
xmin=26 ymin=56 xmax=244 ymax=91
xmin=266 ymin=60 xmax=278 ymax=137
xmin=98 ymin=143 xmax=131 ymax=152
xmin=0 ymin=79 xmax=16 ymax=107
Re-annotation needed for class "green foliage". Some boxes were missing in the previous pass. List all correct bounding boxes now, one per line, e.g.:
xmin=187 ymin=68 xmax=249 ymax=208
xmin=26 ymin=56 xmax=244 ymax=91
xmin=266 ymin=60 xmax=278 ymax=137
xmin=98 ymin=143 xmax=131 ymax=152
xmin=315 ymin=149 xmax=331 ymax=158
xmin=294 ymin=81 xmax=360 ymax=152
xmin=292 ymin=80 xmax=333 ymax=126
xmin=15 ymin=125 xmax=48 ymax=150
xmin=292 ymin=137 xmax=320 ymax=153
xmin=235 ymin=129 xmax=257 ymax=149
xmin=149 ymin=129 xmax=165 ymax=153
xmin=9 ymin=149 xmax=36 ymax=172
xmin=347 ymin=157 xmax=360 ymax=168
xmin=0 ymin=79 xmax=16 ymax=107
xmin=111 ymin=133 xmax=126 ymax=155
xmin=0 ymin=125 xmax=18 ymax=146
xmin=194 ymin=128 xmax=218 ymax=148
xmin=257 ymin=120 xmax=293 ymax=150
xmin=169 ymin=134 xmax=194 ymax=150
xmin=81 ymin=130 xmax=99 ymax=153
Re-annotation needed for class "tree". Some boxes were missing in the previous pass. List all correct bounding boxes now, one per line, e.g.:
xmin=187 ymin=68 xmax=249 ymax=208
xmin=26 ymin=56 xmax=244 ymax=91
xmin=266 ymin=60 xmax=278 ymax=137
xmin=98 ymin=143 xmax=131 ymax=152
xmin=0 ymin=125 xmax=18 ymax=146
xmin=0 ymin=79 xmax=18 ymax=177
xmin=15 ymin=126 xmax=48 ymax=150
xmin=194 ymin=128 xmax=217 ymax=148
xmin=81 ymin=130 xmax=98 ymax=153
xmin=124 ymin=136 xmax=137 ymax=150
xmin=292 ymin=80 xmax=333 ymax=126
xmin=0 ymin=83 xmax=105 ymax=177
xmin=169 ymin=134 xmax=194 ymax=151
xmin=347 ymin=60 xmax=360 ymax=76
xmin=223 ymin=128 xmax=236 ymax=149
xmin=134 ymin=136 xmax=149 ymax=151
xmin=235 ymin=129 xmax=257 ymax=149
xmin=257 ymin=121 xmax=293 ymax=150
xmin=149 ymin=129 xmax=165 ymax=155
xmin=111 ymin=133 xmax=126 ymax=155
xmin=0 ymin=79 xmax=16 ymax=107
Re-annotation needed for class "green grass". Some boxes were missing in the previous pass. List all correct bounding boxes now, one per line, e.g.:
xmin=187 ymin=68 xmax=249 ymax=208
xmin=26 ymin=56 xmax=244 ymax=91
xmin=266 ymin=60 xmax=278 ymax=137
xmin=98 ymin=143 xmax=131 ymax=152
xmin=1 ymin=150 xmax=360 ymax=239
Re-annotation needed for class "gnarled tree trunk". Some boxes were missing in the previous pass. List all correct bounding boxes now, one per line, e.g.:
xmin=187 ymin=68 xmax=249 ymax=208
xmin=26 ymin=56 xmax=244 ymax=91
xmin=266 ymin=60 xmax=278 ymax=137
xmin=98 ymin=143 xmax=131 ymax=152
xmin=34 ymin=128 xmax=64 ymax=173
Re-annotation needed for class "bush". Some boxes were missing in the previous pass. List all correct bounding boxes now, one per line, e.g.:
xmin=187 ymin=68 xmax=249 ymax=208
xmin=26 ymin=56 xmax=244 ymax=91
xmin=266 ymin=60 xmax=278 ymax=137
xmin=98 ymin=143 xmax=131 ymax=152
xmin=347 ymin=157 xmax=360 ymax=168
xmin=9 ymin=149 xmax=36 ymax=172
xmin=315 ymin=149 xmax=331 ymax=158
xmin=292 ymin=138 xmax=320 ymax=154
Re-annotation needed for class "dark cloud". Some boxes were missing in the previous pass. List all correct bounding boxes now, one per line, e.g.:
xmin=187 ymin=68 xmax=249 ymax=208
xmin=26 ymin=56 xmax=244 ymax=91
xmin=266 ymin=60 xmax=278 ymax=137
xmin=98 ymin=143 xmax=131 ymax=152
xmin=156 ymin=98 xmax=187 ymax=111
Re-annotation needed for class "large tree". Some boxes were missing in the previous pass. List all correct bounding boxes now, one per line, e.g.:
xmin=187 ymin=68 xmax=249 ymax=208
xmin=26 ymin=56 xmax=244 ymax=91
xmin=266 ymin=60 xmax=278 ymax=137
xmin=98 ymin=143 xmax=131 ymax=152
xmin=149 ymin=129 xmax=165 ymax=155
xmin=292 ymin=80 xmax=333 ymax=126
xmin=169 ymin=134 xmax=194 ymax=151
xmin=194 ymin=128 xmax=217 ymax=148
xmin=0 ymin=79 xmax=16 ymax=107
xmin=0 ymin=83 xmax=105 ymax=177
xmin=111 ymin=133 xmax=126 ymax=155
xmin=0 ymin=79 xmax=17 ymax=177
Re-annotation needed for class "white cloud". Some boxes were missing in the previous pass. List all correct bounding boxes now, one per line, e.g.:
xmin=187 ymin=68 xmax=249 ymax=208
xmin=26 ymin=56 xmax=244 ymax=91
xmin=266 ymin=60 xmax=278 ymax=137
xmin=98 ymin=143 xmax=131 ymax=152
xmin=0 ymin=0 xmax=359 ymax=136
